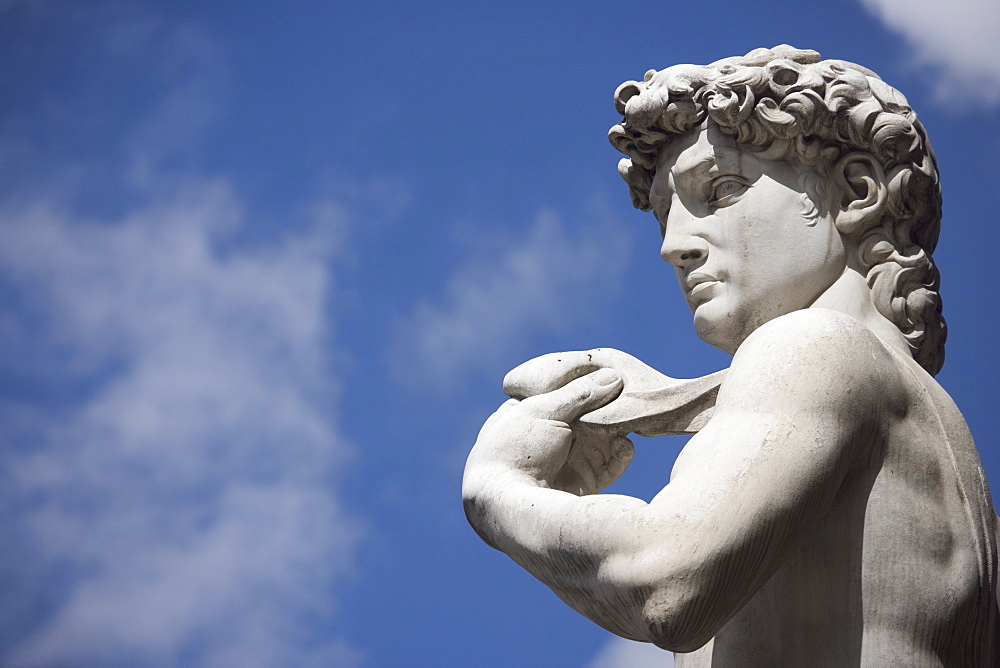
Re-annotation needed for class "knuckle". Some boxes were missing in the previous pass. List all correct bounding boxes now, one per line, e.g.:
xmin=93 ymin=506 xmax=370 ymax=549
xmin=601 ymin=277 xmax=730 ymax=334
xmin=571 ymin=386 xmax=593 ymax=405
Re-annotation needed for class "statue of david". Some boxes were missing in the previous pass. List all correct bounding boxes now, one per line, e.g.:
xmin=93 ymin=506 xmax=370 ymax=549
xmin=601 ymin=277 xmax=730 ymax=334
xmin=463 ymin=46 xmax=999 ymax=665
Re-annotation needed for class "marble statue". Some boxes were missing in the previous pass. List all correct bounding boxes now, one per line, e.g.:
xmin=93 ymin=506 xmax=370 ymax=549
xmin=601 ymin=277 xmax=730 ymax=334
xmin=462 ymin=46 xmax=1000 ymax=665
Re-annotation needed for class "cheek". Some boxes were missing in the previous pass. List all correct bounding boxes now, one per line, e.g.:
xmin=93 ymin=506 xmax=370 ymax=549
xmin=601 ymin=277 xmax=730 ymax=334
xmin=722 ymin=211 xmax=840 ymax=305
xmin=789 ymin=214 xmax=847 ymax=280
xmin=747 ymin=201 xmax=842 ymax=267
xmin=719 ymin=211 xmax=779 ymax=277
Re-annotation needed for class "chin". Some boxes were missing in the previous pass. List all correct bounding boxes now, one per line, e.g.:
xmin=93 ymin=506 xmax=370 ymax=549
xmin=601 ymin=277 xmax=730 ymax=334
xmin=692 ymin=308 xmax=740 ymax=355
xmin=692 ymin=294 xmax=781 ymax=354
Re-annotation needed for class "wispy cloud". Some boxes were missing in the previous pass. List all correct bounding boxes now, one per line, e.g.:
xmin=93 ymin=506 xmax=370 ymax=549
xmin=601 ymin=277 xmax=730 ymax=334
xmin=390 ymin=209 xmax=631 ymax=390
xmin=588 ymin=636 xmax=674 ymax=668
xmin=859 ymin=0 xmax=1000 ymax=104
xmin=0 ymin=180 xmax=362 ymax=665
xmin=0 ymin=6 xmax=364 ymax=664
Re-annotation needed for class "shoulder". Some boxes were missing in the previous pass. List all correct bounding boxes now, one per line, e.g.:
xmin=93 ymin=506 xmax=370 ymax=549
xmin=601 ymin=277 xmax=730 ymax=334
xmin=739 ymin=308 xmax=886 ymax=362
xmin=720 ymin=309 xmax=903 ymax=416
xmin=734 ymin=308 xmax=895 ymax=377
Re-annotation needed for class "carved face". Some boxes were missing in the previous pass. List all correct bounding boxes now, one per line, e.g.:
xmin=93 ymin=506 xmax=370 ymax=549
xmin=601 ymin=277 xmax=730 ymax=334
xmin=650 ymin=122 xmax=847 ymax=353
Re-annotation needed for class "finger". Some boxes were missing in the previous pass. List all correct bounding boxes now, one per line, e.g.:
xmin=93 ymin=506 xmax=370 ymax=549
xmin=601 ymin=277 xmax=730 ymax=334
xmin=519 ymin=368 xmax=623 ymax=423
xmin=574 ymin=428 xmax=616 ymax=470
xmin=595 ymin=435 xmax=635 ymax=492
xmin=481 ymin=397 xmax=519 ymax=424
xmin=580 ymin=433 xmax=634 ymax=492
xmin=503 ymin=351 xmax=603 ymax=400
xmin=505 ymin=348 xmax=680 ymax=402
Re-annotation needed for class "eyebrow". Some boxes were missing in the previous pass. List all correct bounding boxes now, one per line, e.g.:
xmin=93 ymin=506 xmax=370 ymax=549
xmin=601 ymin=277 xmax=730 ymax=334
xmin=651 ymin=145 xmax=743 ymax=210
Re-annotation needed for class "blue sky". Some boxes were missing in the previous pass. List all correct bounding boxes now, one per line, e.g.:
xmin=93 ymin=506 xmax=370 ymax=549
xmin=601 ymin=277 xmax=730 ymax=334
xmin=1 ymin=1 xmax=999 ymax=666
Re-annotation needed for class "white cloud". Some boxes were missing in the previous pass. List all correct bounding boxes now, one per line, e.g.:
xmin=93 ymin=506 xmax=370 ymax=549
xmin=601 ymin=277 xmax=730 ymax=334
xmin=589 ymin=636 xmax=674 ymax=668
xmin=0 ymin=180 xmax=363 ymax=665
xmin=0 ymin=5 xmax=382 ymax=664
xmin=391 ymin=210 xmax=630 ymax=389
xmin=859 ymin=0 xmax=1000 ymax=103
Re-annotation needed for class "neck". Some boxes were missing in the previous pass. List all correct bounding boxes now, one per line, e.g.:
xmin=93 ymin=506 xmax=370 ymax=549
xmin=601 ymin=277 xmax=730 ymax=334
xmin=810 ymin=266 xmax=911 ymax=358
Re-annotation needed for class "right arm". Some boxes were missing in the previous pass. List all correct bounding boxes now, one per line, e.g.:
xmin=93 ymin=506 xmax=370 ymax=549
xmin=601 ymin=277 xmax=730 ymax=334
xmin=463 ymin=310 xmax=899 ymax=650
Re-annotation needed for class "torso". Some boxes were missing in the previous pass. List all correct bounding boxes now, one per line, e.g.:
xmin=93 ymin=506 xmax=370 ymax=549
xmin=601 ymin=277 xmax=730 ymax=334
xmin=676 ymin=343 xmax=999 ymax=667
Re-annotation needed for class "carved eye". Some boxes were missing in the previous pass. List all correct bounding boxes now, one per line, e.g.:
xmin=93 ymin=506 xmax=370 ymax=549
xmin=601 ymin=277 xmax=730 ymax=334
xmin=709 ymin=177 xmax=749 ymax=206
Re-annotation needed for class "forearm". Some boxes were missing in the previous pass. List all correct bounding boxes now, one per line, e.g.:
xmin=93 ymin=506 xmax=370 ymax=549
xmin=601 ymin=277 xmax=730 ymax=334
xmin=463 ymin=462 xmax=660 ymax=639
xmin=462 ymin=440 xmax=829 ymax=652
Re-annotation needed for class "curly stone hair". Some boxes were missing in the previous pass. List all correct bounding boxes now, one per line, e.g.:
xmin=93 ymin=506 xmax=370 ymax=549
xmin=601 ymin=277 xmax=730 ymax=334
xmin=609 ymin=45 xmax=945 ymax=375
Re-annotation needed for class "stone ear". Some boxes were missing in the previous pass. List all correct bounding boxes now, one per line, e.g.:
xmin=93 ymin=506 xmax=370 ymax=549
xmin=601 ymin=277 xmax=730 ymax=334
xmin=832 ymin=152 xmax=887 ymax=235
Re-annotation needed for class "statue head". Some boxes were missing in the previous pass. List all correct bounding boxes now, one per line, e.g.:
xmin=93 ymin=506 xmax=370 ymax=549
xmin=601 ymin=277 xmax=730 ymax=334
xmin=609 ymin=45 xmax=945 ymax=375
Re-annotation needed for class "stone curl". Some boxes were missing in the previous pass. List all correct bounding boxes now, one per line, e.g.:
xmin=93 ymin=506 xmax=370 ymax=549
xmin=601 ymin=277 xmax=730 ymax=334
xmin=610 ymin=45 xmax=945 ymax=375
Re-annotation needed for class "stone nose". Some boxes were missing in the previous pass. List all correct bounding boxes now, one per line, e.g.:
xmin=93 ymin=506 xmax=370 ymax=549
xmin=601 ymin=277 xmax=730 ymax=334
xmin=659 ymin=211 xmax=708 ymax=269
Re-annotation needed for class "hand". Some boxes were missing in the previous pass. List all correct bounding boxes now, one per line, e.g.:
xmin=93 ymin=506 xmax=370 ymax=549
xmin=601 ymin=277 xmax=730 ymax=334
xmin=503 ymin=348 xmax=661 ymax=400
xmin=467 ymin=368 xmax=634 ymax=496
xmin=504 ymin=348 xmax=724 ymax=437
xmin=549 ymin=421 xmax=636 ymax=495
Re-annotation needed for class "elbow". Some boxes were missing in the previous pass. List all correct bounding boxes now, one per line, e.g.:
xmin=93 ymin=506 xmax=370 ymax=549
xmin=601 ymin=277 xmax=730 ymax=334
xmin=641 ymin=586 xmax=720 ymax=653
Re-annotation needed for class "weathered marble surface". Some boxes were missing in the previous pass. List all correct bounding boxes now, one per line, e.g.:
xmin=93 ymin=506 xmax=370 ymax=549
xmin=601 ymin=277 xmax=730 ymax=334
xmin=463 ymin=46 xmax=999 ymax=665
